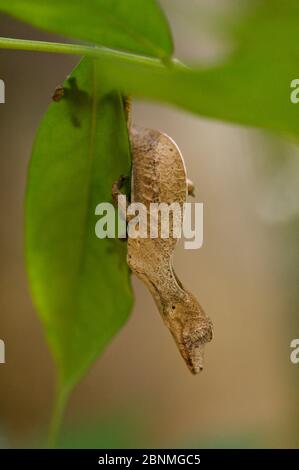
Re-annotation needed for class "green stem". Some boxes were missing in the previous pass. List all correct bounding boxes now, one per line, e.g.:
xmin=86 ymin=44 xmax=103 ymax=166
xmin=48 ymin=384 xmax=70 ymax=449
xmin=0 ymin=37 xmax=185 ymax=69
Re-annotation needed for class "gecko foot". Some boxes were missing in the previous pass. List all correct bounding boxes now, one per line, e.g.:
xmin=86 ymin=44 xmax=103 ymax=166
xmin=112 ymin=174 xmax=129 ymax=205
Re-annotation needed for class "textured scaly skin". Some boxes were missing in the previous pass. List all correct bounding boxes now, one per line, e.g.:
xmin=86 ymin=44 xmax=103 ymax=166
xmin=128 ymin=126 xmax=213 ymax=374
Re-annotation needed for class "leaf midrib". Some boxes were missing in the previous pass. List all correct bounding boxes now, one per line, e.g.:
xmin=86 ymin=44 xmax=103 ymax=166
xmin=70 ymin=60 xmax=99 ymax=325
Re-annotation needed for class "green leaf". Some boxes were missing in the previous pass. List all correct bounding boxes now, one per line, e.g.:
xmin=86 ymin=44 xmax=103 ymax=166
xmin=25 ymin=57 xmax=133 ymax=390
xmin=0 ymin=0 xmax=173 ymax=59
xmin=91 ymin=0 xmax=299 ymax=141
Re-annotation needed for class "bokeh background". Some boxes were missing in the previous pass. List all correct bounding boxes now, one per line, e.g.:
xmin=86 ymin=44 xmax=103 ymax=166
xmin=0 ymin=0 xmax=298 ymax=448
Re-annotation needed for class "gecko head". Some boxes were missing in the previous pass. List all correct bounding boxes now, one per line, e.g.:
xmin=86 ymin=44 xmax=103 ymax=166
xmin=165 ymin=296 xmax=213 ymax=374
xmin=180 ymin=316 xmax=213 ymax=374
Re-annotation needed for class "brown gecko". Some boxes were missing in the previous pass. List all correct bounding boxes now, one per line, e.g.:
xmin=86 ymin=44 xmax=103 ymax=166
xmin=113 ymin=112 xmax=213 ymax=373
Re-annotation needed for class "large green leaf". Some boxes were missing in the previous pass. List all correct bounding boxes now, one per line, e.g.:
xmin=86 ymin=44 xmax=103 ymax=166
xmin=0 ymin=0 xmax=173 ymax=59
xmin=25 ymin=58 xmax=133 ymax=390
xmin=89 ymin=0 xmax=299 ymax=141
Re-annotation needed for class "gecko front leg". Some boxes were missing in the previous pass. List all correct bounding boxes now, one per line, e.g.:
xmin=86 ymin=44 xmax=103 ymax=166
xmin=111 ymin=174 xmax=129 ymax=240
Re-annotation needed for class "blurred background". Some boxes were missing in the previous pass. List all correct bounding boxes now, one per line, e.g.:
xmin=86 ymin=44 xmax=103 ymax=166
xmin=0 ymin=0 xmax=298 ymax=448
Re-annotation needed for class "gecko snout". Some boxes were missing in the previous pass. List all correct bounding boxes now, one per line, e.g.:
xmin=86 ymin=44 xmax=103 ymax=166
xmin=181 ymin=318 xmax=213 ymax=374
xmin=164 ymin=299 xmax=213 ymax=374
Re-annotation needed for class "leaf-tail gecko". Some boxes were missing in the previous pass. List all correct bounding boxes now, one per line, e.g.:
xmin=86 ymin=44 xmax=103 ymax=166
xmin=112 ymin=104 xmax=213 ymax=373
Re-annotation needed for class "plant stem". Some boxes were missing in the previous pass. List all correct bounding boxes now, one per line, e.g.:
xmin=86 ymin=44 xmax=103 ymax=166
xmin=0 ymin=37 xmax=185 ymax=69
xmin=48 ymin=385 xmax=70 ymax=449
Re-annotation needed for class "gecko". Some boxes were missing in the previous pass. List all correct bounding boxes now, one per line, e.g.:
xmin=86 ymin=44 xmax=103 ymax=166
xmin=113 ymin=112 xmax=213 ymax=374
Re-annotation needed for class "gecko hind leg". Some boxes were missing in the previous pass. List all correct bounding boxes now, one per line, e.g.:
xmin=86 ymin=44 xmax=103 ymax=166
xmin=187 ymin=178 xmax=195 ymax=197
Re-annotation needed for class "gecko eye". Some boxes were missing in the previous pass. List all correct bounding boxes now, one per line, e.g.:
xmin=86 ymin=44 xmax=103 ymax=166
xmin=172 ymin=305 xmax=176 ymax=310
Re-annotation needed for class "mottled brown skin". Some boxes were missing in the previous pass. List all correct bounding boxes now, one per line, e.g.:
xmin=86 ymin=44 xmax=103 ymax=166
xmin=127 ymin=126 xmax=213 ymax=374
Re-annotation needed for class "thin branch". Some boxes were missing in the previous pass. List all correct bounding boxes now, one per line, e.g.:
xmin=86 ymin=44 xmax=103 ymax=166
xmin=0 ymin=37 xmax=185 ymax=70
